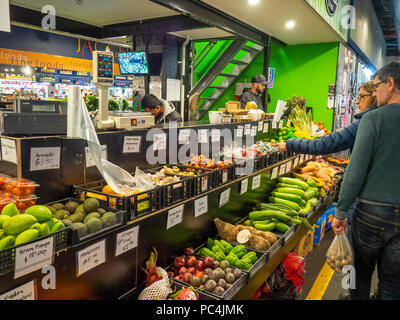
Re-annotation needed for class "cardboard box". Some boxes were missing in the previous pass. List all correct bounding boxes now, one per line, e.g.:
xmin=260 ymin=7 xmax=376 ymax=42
xmin=313 ymin=213 xmax=327 ymax=245
xmin=292 ymin=228 xmax=315 ymax=258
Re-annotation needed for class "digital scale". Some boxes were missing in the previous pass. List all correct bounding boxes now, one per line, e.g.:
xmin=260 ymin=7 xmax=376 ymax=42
xmin=93 ymin=50 xmax=154 ymax=130
xmin=0 ymin=99 xmax=67 ymax=135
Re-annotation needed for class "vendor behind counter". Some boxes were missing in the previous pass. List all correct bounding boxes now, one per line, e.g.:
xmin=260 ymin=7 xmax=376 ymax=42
xmin=141 ymin=94 xmax=182 ymax=124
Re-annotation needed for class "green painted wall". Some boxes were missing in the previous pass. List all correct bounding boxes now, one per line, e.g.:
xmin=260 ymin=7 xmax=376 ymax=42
xmin=268 ymin=41 xmax=339 ymax=131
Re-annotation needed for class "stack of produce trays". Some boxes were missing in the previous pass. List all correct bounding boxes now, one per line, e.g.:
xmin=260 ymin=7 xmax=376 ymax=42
xmin=168 ymin=247 xmax=247 ymax=300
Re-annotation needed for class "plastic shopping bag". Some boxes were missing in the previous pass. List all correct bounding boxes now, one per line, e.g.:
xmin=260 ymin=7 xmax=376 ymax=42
xmin=326 ymin=230 xmax=354 ymax=273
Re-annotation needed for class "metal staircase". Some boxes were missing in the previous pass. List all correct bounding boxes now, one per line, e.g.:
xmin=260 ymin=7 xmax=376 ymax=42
xmin=190 ymin=38 xmax=264 ymax=120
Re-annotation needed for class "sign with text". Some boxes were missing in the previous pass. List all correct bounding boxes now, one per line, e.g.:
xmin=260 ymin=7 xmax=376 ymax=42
xmin=178 ymin=129 xmax=191 ymax=145
xmin=263 ymin=122 xmax=269 ymax=133
xmin=198 ymin=129 xmax=208 ymax=144
xmin=285 ymin=161 xmax=292 ymax=173
xmin=0 ymin=280 xmax=36 ymax=300
xmin=30 ymin=147 xmax=61 ymax=171
xmin=236 ymin=126 xmax=244 ymax=138
xmin=250 ymin=127 xmax=257 ymax=137
xmin=219 ymin=188 xmax=231 ymax=207
xmin=271 ymin=167 xmax=279 ymax=180
xmin=252 ymin=175 xmax=261 ymax=190
xmin=244 ymin=124 xmax=251 ymax=136
xmin=115 ymin=226 xmax=139 ymax=257
xmin=153 ymin=133 xmax=167 ymax=151
xmin=194 ymin=196 xmax=208 ymax=218
xmin=123 ymin=136 xmax=141 ymax=153
xmin=85 ymin=145 xmax=107 ymax=168
xmin=1 ymin=138 xmax=17 ymax=164
xmin=167 ymin=205 xmax=184 ymax=229
xmin=77 ymin=240 xmax=106 ymax=277
xmin=15 ymin=237 xmax=54 ymax=279
xmin=211 ymin=129 xmax=221 ymax=143
xmin=240 ymin=178 xmax=248 ymax=195
xmin=258 ymin=122 xmax=263 ymax=131
xmin=279 ymin=164 xmax=286 ymax=176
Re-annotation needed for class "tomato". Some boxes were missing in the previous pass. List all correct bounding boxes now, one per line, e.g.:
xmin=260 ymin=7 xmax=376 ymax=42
xmin=16 ymin=202 xmax=26 ymax=211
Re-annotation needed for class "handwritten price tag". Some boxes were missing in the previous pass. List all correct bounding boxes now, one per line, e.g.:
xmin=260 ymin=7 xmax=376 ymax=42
xmin=263 ymin=122 xmax=269 ymax=133
xmin=14 ymin=237 xmax=54 ymax=279
xmin=179 ymin=129 xmax=191 ymax=144
xmin=293 ymin=157 xmax=299 ymax=168
xmin=201 ymin=177 xmax=208 ymax=192
xmin=211 ymin=129 xmax=221 ymax=143
xmin=219 ymin=188 xmax=231 ymax=207
xmin=251 ymin=127 xmax=257 ymax=137
xmin=123 ymin=136 xmax=141 ymax=153
xmin=279 ymin=165 xmax=286 ymax=176
xmin=153 ymin=133 xmax=167 ymax=151
xmin=194 ymin=196 xmax=208 ymax=218
xmin=271 ymin=121 xmax=277 ymax=129
xmin=236 ymin=126 xmax=244 ymax=137
xmin=1 ymin=138 xmax=17 ymax=164
xmin=0 ymin=280 xmax=36 ymax=300
xmin=77 ymin=240 xmax=106 ymax=277
xmin=244 ymin=124 xmax=251 ymax=135
xmin=198 ymin=129 xmax=208 ymax=143
xmin=222 ymin=170 xmax=228 ymax=183
xmin=252 ymin=175 xmax=261 ymax=190
xmin=167 ymin=205 xmax=184 ymax=229
xmin=285 ymin=161 xmax=292 ymax=173
xmin=258 ymin=122 xmax=263 ymax=131
xmin=279 ymin=120 xmax=284 ymax=128
xmin=115 ymin=226 xmax=139 ymax=257
xmin=271 ymin=167 xmax=279 ymax=180
xmin=30 ymin=147 xmax=61 ymax=171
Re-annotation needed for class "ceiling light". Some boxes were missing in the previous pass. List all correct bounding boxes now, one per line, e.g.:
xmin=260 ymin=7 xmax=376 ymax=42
xmin=285 ymin=20 xmax=296 ymax=29
xmin=11 ymin=68 xmax=14 ymax=72
xmin=4 ymin=69 xmax=8 ymax=72
xmin=248 ymin=0 xmax=260 ymax=5
xmin=22 ymin=66 xmax=32 ymax=75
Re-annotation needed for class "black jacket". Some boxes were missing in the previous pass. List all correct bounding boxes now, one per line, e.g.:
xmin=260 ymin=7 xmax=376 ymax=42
xmin=239 ymin=88 xmax=264 ymax=111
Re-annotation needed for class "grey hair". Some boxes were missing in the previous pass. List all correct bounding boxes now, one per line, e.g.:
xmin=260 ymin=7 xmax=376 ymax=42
xmin=373 ymin=62 xmax=400 ymax=89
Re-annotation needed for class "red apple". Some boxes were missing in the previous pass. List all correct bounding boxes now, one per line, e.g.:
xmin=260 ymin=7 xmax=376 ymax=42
xmin=195 ymin=259 xmax=204 ymax=271
xmin=187 ymin=267 xmax=196 ymax=274
xmin=203 ymin=256 xmax=214 ymax=269
xmin=184 ymin=247 xmax=195 ymax=257
xmin=174 ymin=256 xmax=186 ymax=268
xmin=186 ymin=256 xmax=197 ymax=267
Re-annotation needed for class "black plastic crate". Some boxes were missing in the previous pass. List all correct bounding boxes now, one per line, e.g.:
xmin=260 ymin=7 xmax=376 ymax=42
xmin=182 ymin=161 xmax=234 ymax=187
xmin=171 ymin=280 xmax=220 ymax=300
xmin=45 ymin=198 xmax=128 ymax=245
xmin=267 ymin=151 xmax=279 ymax=166
xmin=73 ymin=179 xmax=162 ymax=220
xmin=234 ymin=155 xmax=267 ymax=177
xmin=0 ymin=226 xmax=71 ymax=276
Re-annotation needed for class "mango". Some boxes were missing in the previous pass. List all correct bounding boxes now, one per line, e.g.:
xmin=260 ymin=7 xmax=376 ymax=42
xmin=15 ymin=229 xmax=39 ymax=246
xmin=39 ymin=223 xmax=50 ymax=237
xmin=1 ymin=203 xmax=19 ymax=217
xmin=0 ymin=235 xmax=15 ymax=250
xmin=25 ymin=205 xmax=53 ymax=223
xmin=3 ymin=214 xmax=37 ymax=235
xmin=0 ymin=215 xmax=11 ymax=228
xmin=50 ymin=222 xmax=65 ymax=233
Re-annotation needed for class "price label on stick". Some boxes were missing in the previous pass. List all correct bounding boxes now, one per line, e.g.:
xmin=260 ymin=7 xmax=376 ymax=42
xmin=123 ymin=136 xmax=141 ymax=153
xmin=115 ymin=226 xmax=139 ymax=257
xmin=77 ymin=239 xmax=106 ymax=277
xmin=167 ymin=205 xmax=184 ymax=229
xmin=271 ymin=167 xmax=279 ymax=180
xmin=14 ymin=237 xmax=54 ymax=279
xmin=194 ymin=196 xmax=208 ymax=218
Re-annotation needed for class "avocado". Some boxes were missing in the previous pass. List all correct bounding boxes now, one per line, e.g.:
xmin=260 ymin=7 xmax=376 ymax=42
xmin=61 ymin=219 xmax=72 ymax=227
xmin=68 ymin=211 xmax=86 ymax=223
xmin=83 ymin=198 xmax=99 ymax=213
xmin=54 ymin=210 xmax=70 ymax=220
xmin=74 ymin=204 xmax=86 ymax=214
xmin=64 ymin=201 xmax=79 ymax=214
xmin=51 ymin=203 xmax=64 ymax=211
xmin=70 ymin=222 xmax=88 ymax=238
xmin=101 ymin=212 xmax=117 ymax=228
xmin=97 ymin=208 xmax=106 ymax=216
xmin=85 ymin=217 xmax=103 ymax=234
xmin=45 ymin=205 xmax=57 ymax=216
xmin=83 ymin=212 xmax=101 ymax=224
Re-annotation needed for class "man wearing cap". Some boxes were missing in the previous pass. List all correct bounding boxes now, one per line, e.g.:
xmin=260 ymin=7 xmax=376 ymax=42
xmin=141 ymin=94 xmax=182 ymax=124
xmin=239 ymin=74 xmax=268 ymax=111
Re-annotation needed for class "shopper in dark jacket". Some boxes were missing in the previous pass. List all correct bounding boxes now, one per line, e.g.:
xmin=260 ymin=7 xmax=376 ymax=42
xmin=239 ymin=74 xmax=268 ymax=111
xmin=141 ymin=94 xmax=182 ymax=124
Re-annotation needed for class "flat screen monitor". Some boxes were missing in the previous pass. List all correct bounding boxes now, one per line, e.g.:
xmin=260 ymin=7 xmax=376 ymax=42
xmin=118 ymin=51 xmax=149 ymax=75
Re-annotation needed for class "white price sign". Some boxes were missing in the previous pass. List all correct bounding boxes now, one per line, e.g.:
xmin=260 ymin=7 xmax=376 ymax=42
xmin=123 ymin=136 xmax=141 ymax=153
xmin=77 ymin=239 xmax=106 ymax=277
xmin=1 ymin=138 xmax=17 ymax=164
xmin=285 ymin=161 xmax=292 ymax=173
xmin=240 ymin=178 xmax=248 ymax=195
xmin=201 ymin=177 xmax=208 ymax=192
xmin=271 ymin=121 xmax=277 ymax=129
xmin=179 ymin=129 xmax=191 ymax=144
xmin=258 ymin=122 xmax=263 ymax=131
xmin=167 ymin=205 xmax=184 ymax=229
xmin=263 ymin=122 xmax=269 ymax=133
xmin=219 ymin=188 xmax=231 ymax=207
xmin=194 ymin=196 xmax=208 ymax=218
xmin=14 ymin=237 xmax=54 ymax=279
xmin=198 ymin=129 xmax=208 ymax=144
xmin=271 ymin=167 xmax=279 ymax=180
xmin=279 ymin=120 xmax=284 ymax=128
xmin=153 ymin=133 xmax=167 ymax=151
xmin=211 ymin=129 xmax=221 ymax=143
xmin=252 ymin=175 xmax=261 ymax=190
xmin=30 ymin=147 xmax=61 ymax=171
xmin=115 ymin=226 xmax=139 ymax=257
xmin=236 ymin=126 xmax=244 ymax=137
xmin=251 ymin=127 xmax=257 ymax=137
xmin=85 ymin=145 xmax=107 ymax=168
xmin=279 ymin=165 xmax=286 ymax=176
xmin=222 ymin=170 xmax=228 ymax=183
xmin=0 ymin=280 xmax=36 ymax=300
xmin=244 ymin=124 xmax=251 ymax=136
xmin=293 ymin=157 xmax=299 ymax=168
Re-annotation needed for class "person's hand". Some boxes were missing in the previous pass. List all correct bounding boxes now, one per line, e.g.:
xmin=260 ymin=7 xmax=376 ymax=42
xmin=332 ymin=217 xmax=348 ymax=235
xmin=272 ymin=143 xmax=286 ymax=154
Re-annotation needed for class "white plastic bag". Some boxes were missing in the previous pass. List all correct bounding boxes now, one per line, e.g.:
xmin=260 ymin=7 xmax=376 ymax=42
xmin=138 ymin=267 xmax=172 ymax=300
xmin=326 ymin=230 xmax=354 ymax=273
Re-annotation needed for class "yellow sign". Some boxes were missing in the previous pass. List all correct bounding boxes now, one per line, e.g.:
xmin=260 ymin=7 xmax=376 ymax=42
xmin=6 ymin=74 xmax=35 ymax=81
xmin=0 ymin=48 xmax=121 ymax=74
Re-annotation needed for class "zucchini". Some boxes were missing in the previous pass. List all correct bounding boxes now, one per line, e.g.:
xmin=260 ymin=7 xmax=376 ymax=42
xmin=269 ymin=196 xmax=301 ymax=211
xmin=254 ymin=222 xmax=275 ymax=231
xmin=271 ymin=192 xmax=303 ymax=205
xmin=275 ymin=222 xmax=290 ymax=233
xmin=249 ymin=210 xmax=291 ymax=223
xmin=279 ymin=177 xmax=309 ymax=191
xmin=303 ymin=190 xmax=317 ymax=201
xmin=277 ymin=183 xmax=302 ymax=189
xmin=299 ymin=217 xmax=314 ymax=231
xmin=257 ymin=203 xmax=299 ymax=216
xmin=290 ymin=218 xmax=302 ymax=225
xmin=253 ymin=219 xmax=272 ymax=225
xmin=275 ymin=187 xmax=306 ymax=199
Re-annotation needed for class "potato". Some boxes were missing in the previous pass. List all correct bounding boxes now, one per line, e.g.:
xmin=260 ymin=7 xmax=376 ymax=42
xmin=341 ymin=259 xmax=348 ymax=267
xmin=335 ymin=267 xmax=342 ymax=273
xmin=335 ymin=260 xmax=342 ymax=268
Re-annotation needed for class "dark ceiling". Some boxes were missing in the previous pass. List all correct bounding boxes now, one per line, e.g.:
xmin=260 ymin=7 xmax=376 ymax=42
xmin=371 ymin=0 xmax=399 ymax=56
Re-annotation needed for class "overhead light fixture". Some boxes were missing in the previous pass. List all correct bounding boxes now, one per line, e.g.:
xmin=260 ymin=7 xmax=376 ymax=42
xmin=248 ymin=0 xmax=260 ymax=5
xmin=5 ymin=69 xmax=8 ymax=72
xmin=22 ymin=66 xmax=33 ymax=75
xmin=285 ymin=20 xmax=296 ymax=29
xmin=11 ymin=68 xmax=14 ymax=72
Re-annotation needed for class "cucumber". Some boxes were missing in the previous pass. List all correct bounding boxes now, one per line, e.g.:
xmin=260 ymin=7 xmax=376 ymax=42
xmin=290 ymin=218 xmax=302 ymax=225
xmin=254 ymin=222 xmax=275 ymax=231
xmin=275 ymin=222 xmax=290 ymax=233
xmin=271 ymin=192 xmax=303 ymax=205
xmin=253 ymin=219 xmax=272 ymax=225
xmin=257 ymin=203 xmax=299 ymax=216
xmin=304 ymin=190 xmax=317 ymax=201
xmin=249 ymin=210 xmax=291 ymax=223
xmin=275 ymin=187 xmax=306 ymax=199
xmin=279 ymin=177 xmax=309 ymax=191
xmin=269 ymin=197 xmax=301 ymax=211
xmin=277 ymin=183 xmax=302 ymax=189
